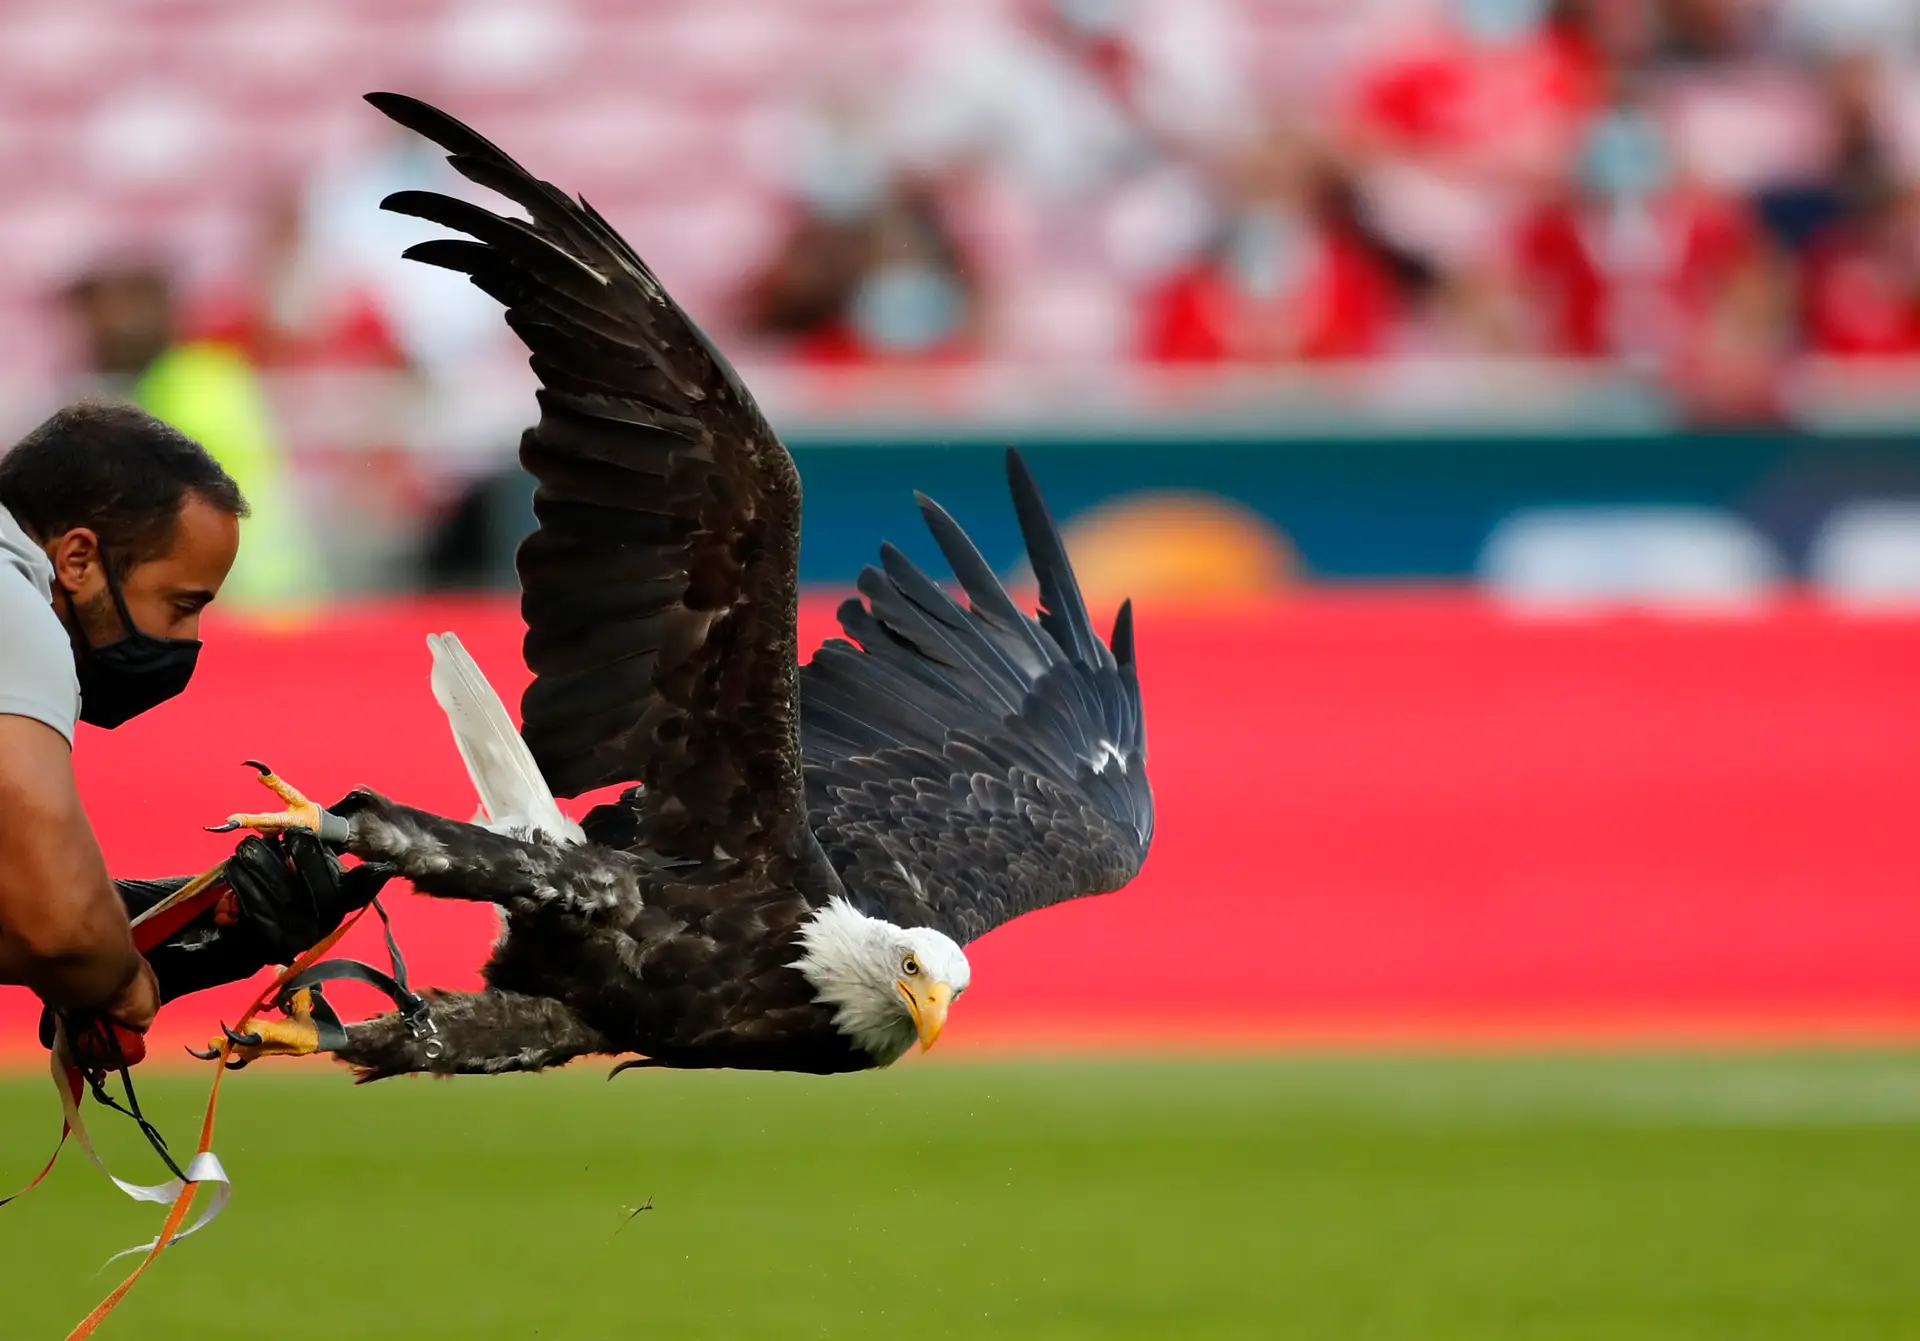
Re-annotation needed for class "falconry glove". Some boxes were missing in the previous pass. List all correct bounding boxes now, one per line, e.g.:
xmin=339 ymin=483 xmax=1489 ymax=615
xmin=37 ymin=830 xmax=390 ymax=1063
xmin=146 ymin=829 xmax=387 ymax=1001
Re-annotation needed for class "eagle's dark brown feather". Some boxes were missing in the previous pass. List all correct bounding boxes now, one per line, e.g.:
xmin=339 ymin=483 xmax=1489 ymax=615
xmin=366 ymin=91 xmax=808 ymax=878
xmin=319 ymin=789 xmax=863 ymax=1077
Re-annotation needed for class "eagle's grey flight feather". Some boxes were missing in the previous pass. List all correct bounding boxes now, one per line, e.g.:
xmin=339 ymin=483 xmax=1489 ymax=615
xmin=800 ymin=450 xmax=1153 ymax=946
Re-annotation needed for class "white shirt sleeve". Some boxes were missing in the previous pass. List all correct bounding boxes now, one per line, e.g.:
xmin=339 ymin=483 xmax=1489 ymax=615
xmin=0 ymin=557 xmax=80 ymax=746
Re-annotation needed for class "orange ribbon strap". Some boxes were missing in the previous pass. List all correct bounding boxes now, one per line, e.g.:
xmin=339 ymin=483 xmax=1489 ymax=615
xmin=62 ymin=901 xmax=373 ymax=1340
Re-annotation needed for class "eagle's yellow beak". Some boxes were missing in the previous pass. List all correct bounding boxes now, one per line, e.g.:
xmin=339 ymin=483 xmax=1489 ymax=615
xmin=897 ymin=979 xmax=953 ymax=1052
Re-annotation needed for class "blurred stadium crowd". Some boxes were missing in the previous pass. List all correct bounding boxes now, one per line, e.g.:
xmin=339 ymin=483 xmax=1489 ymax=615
xmin=9 ymin=0 xmax=1920 ymax=384
xmin=5 ymin=0 xmax=1920 ymax=601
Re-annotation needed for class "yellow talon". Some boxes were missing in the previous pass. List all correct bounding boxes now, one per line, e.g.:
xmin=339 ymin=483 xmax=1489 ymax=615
xmin=212 ymin=761 xmax=327 ymax=836
xmin=211 ymin=989 xmax=323 ymax=1064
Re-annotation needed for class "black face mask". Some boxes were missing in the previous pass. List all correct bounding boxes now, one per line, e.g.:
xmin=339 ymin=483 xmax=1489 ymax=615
xmin=67 ymin=551 xmax=202 ymax=729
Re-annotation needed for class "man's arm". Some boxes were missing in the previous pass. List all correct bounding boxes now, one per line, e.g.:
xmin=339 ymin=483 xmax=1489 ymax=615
xmin=0 ymin=714 xmax=158 ymax=1026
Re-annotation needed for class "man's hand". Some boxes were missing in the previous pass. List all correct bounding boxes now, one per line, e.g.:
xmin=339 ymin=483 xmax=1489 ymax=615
xmin=37 ymin=957 xmax=158 ymax=1071
xmin=100 ymin=955 xmax=160 ymax=1036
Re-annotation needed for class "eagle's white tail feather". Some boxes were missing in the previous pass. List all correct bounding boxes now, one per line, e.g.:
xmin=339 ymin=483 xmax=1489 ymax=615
xmin=427 ymin=632 xmax=584 ymax=845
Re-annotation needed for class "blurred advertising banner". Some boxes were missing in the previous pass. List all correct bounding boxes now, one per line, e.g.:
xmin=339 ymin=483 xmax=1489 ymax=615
xmin=3 ymin=590 xmax=1918 ymax=1063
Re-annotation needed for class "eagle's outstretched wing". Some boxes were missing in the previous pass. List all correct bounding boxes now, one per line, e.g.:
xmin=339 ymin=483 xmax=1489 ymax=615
xmin=367 ymin=92 xmax=809 ymax=872
xmin=800 ymin=450 xmax=1153 ymax=945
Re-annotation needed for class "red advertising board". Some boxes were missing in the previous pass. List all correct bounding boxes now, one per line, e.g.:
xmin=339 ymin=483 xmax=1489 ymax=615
xmin=4 ymin=591 xmax=1918 ymax=1062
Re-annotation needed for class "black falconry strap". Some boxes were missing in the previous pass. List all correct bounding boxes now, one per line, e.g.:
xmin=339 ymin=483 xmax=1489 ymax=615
xmin=212 ymin=876 xmax=443 ymax=1070
xmin=274 ymin=892 xmax=441 ymax=1063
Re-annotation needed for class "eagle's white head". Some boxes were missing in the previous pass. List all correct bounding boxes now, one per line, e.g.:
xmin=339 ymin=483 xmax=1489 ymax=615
xmin=791 ymin=899 xmax=972 ymax=1065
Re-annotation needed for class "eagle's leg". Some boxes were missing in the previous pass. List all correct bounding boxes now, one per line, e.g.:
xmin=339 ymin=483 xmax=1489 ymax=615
xmin=332 ymin=988 xmax=613 ymax=1082
xmin=214 ymin=769 xmax=645 ymax=920
xmin=209 ymin=762 xmax=336 ymax=838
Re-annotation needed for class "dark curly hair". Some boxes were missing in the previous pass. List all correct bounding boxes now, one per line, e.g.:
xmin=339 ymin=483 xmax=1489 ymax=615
xmin=0 ymin=400 xmax=248 ymax=576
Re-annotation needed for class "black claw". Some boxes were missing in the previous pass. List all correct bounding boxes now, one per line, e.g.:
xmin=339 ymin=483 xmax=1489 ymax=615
xmin=205 ymin=822 xmax=240 ymax=833
xmin=185 ymin=1043 xmax=222 ymax=1061
xmin=224 ymin=1056 xmax=251 ymax=1071
xmin=222 ymin=1023 xmax=263 ymax=1048
xmin=243 ymin=760 xmax=273 ymax=776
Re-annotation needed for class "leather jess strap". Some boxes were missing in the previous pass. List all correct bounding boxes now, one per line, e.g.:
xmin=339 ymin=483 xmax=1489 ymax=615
xmin=62 ymin=892 xmax=391 ymax=1340
xmin=264 ymin=895 xmax=439 ymax=1062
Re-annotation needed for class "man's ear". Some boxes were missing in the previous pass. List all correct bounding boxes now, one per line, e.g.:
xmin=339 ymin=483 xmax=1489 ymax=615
xmin=45 ymin=527 xmax=104 ymax=598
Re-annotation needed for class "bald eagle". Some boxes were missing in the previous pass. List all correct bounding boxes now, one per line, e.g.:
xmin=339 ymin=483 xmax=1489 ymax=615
xmin=215 ymin=93 xmax=1152 ymax=1079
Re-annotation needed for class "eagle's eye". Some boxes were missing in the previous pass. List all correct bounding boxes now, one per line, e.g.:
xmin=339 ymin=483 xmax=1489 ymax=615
xmin=902 ymin=955 xmax=921 ymax=976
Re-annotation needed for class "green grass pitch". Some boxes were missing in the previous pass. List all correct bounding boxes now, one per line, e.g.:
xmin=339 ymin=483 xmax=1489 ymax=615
xmin=4 ymin=1052 xmax=1920 ymax=1339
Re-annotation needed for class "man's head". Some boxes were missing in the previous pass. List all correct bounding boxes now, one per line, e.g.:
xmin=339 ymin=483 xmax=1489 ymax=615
xmin=0 ymin=400 xmax=247 ymax=667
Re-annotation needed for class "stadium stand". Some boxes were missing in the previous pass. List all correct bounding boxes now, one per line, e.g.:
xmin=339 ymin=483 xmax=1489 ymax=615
xmin=3 ymin=0 xmax=1919 ymax=388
